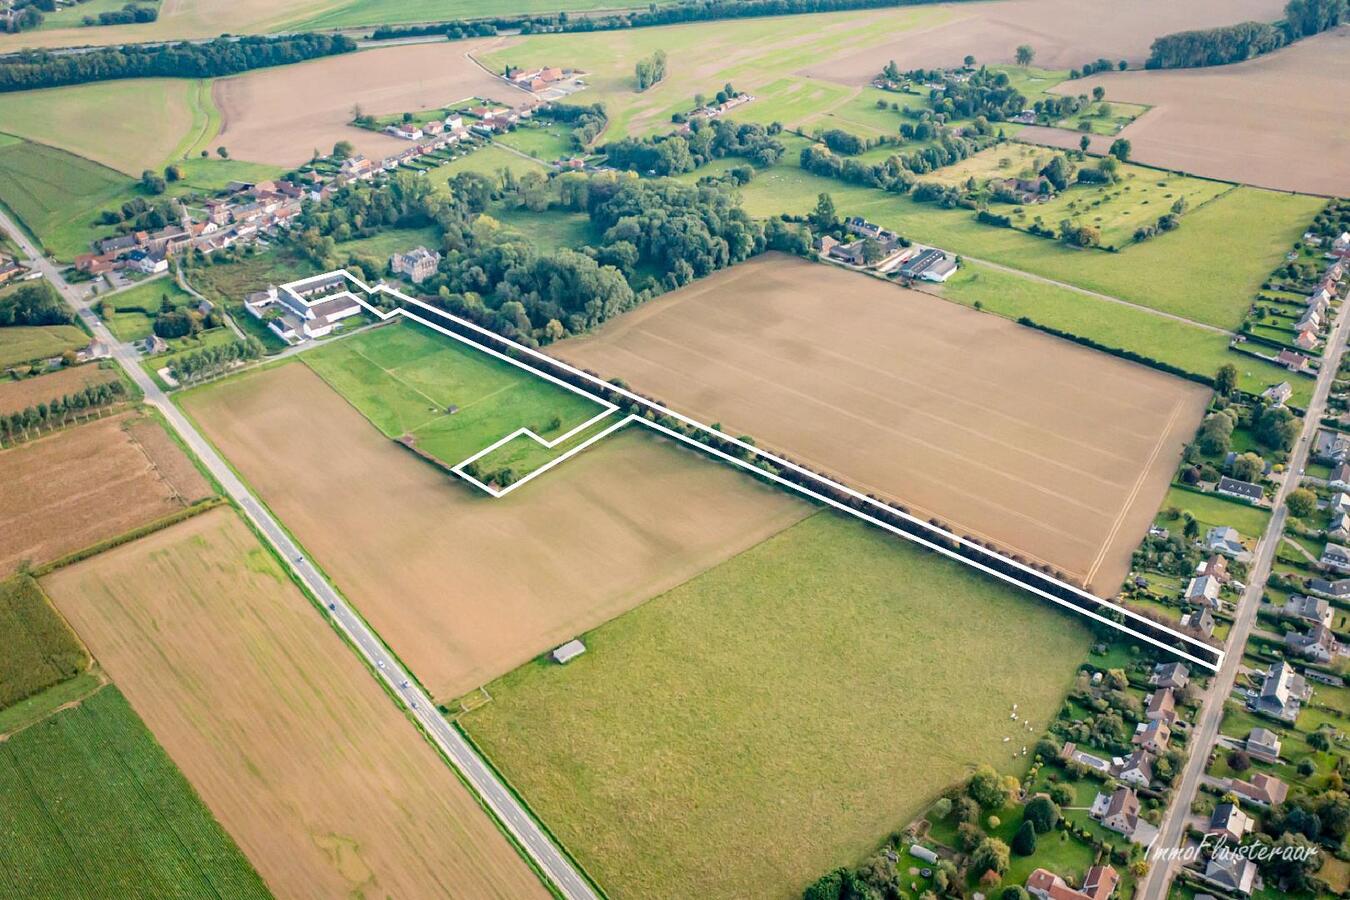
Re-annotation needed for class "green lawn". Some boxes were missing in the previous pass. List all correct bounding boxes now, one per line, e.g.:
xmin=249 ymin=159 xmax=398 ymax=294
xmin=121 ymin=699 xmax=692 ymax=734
xmin=99 ymin=275 xmax=197 ymax=342
xmin=731 ymin=154 xmax=1322 ymax=330
xmin=462 ymin=512 xmax=1091 ymax=900
xmin=339 ymin=225 xmax=442 ymax=262
xmin=0 ymin=576 xmax=88 ymax=711
xmin=492 ymin=205 xmax=599 ymax=254
xmin=494 ymin=127 xmax=576 ymax=162
xmin=1156 ymin=486 xmax=1272 ymax=541
xmin=0 ymin=325 xmax=88 ymax=368
xmin=0 ymin=686 xmax=267 ymax=898
xmin=435 ymin=144 xmax=548 ymax=181
xmin=304 ymin=319 xmax=605 ymax=468
xmin=938 ymin=263 xmax=1301 ymax=403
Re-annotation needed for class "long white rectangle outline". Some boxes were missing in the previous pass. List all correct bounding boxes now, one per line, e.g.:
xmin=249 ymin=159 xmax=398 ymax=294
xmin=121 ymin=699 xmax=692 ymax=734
xmin=309 ymin=271 xmax=1223 ymax=671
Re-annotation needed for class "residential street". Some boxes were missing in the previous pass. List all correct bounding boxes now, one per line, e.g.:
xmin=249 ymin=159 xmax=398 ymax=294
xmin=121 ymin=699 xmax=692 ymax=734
xmin=1139 ymin=287 xmax=1350 ymax=899
xmin=0 ymin=208 xmax=597 ymax=900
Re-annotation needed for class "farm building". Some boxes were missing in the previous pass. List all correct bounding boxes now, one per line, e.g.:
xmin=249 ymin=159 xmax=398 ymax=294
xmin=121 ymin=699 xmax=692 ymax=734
xmin=551 ymin=639 xmax=586 ymax=665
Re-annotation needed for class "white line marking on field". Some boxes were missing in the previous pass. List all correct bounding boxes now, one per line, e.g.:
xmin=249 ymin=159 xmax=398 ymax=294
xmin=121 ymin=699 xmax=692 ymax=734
xmin=296 ymin=270 xmax=1223 ymax=671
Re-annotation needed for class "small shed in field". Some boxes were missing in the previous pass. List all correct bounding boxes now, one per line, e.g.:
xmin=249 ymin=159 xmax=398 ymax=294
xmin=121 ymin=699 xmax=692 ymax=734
xmin=551 ymin=639 xmax=586 ymax=665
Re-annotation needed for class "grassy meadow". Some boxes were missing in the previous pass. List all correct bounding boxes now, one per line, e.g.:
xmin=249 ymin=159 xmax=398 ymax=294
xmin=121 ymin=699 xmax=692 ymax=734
xmin=0 ymin=575 xmax=88 ymax=711
xmin=304 ymin=319 xmax=605 ymax=468
xmin=99 ymin=274 xmax=197 ymax=342
xmin=0 ymin=137 xmax=131 ymax=260
xmin=729 ymin=154 xmax=1321 ymax=329
xmin=0 ymin=78 xmax=213 ymax=175
xmin=463 ymin=512 xmax=1091 ymax=899
xmin=0 ymin=686 xmax=268 ymax=898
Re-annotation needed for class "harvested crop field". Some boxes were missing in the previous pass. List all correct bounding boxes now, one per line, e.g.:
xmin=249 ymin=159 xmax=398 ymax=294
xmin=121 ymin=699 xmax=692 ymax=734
xmin=213 ymin=40 xmax=518 ymax=167
xmin=0 ymin=364 xmax=119 ymax=417
xmin=463 ymin=513 xmax=1092 ymax=899
xmin=799 ymin=0 xmax=1285 ymax=81
xmin=42 ymin=507 xmax=550 ymax=900
xmin=1066 ymin=27 xmax=1350 ymax=196
xmin=182 ymin=361 xmax=810 ymax=697
xmin=557 ymin=254 xmax=1210 ymax=596
xmin=0 ymin=412 xmax=212 ymax=574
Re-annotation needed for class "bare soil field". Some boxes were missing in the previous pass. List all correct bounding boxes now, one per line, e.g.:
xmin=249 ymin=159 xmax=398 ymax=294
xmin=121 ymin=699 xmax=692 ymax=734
xmin=182 ymin=362 xmax=810 ymax=698
xmin=1064 ymin=27 xmax=1350 ymax=196
xmin=557 ymin=255 xmax=1210 ymax=596
xmin=0 ymin=364 xmax=119 ymax=417
xmin=42 ymin=507 xmax=549 ymax=900
xmin=801 ymin=0 xmax=1285 ymax=82
xmin=213 ymin=40 xmax=519 ymax=166
xmin=0 ymin=412 xmax=211 ymax=574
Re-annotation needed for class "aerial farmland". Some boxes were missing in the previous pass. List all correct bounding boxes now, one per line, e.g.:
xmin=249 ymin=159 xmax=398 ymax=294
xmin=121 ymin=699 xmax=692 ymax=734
xmin=2 ymin=0 xmax=1348 ymax=897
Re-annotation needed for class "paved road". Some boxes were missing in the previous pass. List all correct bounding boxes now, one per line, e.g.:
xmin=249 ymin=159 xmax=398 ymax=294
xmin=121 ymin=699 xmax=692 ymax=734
xmin=1140 ymin=288 xmax=1350 ymax=899
xmin=0 ymin=208 xmax=596 ymax=900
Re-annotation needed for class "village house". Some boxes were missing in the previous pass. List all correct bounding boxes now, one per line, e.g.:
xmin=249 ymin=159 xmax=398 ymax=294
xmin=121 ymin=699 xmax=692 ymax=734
xmin=1025 ymin=865 xmax=1119 ymax=900
xmin=1145 ymin=688 xmax=1177 ymax=724
xmin=1276 ymin=349 xmax=1313 ymax=373
xmin=1322 ymin=541 xmax=1350 ymax=573
xmin=1180 ymin=607 xmax=1215 ymax=639
xmin=1110 ymin=749 xmax=1153 ymax=788
xmin=1091 ymin=787 xmax=1145 ymax=841
xmin=1285 ymin=622 xmax=1338 ymax=663
xmin=1314 ymin=428 xmax=1350 ymax=465
xmin=1204 ymin=526 xmax=1248 ymax=559
xmin=1151 ymin=661 xmax=1190 ymax=691
xmin=1132 ymin=718 xmax=1171 ymax=754
xmin=1197 ymin=554 xmax=1229 ymax=582
xmin=1295 ymin=329 xmax=1319 ymax=351
xmin=1331 ymin=464 xmax=1350 ymax=491
xmin=1331 ymin=511 xmax=1350 ymax=541
xmin=1207 ymin=802 xmax=1254 ymax=843
xmin=1252 ymin=660 xmax=1311 ymax=723
xmin=390 ymin=246 xmax=442 ymax=284
xmin=994 ymin=176 xmax=1054 ymax=204
xmin=1215 ymin=475 xmax=1263 ymax=504
xmin=1184 ymin=574 xmax=1223 ymax=608
xmin=1283 ymin=594 xmax=1333 ymax=628
xmin=1261 ymin=381 xmax=1293 ymax=406
xmin=1245 ymin=726 xmax=1282 ymax=763
xmin=1227 ymin=772 xmax=1289 ymax=808
xmin=1308 ymin=575 xmax=1350 ymax=599
xmin=1200 ymin=855 xmax=1257 ymax=897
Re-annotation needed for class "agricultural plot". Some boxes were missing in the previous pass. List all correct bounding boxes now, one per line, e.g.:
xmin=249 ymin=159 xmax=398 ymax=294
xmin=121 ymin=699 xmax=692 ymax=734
xmin=0 ymin=365 xmax=120 ymax=418
xmin=730 ymin=159 xmax=1322 ymax=329
xmin=0 ymin=324 xmax=89 ymax=368
xmin=0 ymin=687 xmax=268 ymax=899
xmin=0 ymin=78 xmax=212 ymax=174
xmin=0 ymin=137 xmax=132 ymax=260
xmin=43 ymin=507 xmax=552 ymax=900
xmin=462 ymin=512 xmax=1092 ymax=899
xmin=1070 ymin=27 xmax=1350 ymax=196
xmin=0 ymin=575 xmax=88 ymax=710
xmin=181 ymin=361 xmax=811 ymax=697
xmin=305 ymin=319 xmax=605 ymax=473
xmin=938 ymin=263 xmax=1307 ymax=406
xmin=0 ymin=411 xmax=212 ymax=574
xmin=212 ymin=40 xmax=515 ymax=167
xmin=801 ymin=0 xmax=1286 ymax=80
xmin=557 ymin=254 xmax=1211 ymax=595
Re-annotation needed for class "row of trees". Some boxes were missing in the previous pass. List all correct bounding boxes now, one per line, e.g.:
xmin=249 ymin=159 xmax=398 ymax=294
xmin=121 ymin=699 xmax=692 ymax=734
xmin=1146 ymin=0 xmax=1345 ymax=68
xmin=167 ymin=337 xmax=264 ymax=385
xmin=83 ymin=3 xmax=157 ymax=27
xmin=602 ymin=119 xmax=784 ymax=174
xmin=0 ymin=33 xmax=356 ymax=92
xmin=0 ymin=381 xmax=126 ymax=444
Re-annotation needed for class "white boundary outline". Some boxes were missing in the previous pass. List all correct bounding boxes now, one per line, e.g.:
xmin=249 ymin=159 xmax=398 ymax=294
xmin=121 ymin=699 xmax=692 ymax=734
xmin=308 ymin=271 xmax=1224 ymax=671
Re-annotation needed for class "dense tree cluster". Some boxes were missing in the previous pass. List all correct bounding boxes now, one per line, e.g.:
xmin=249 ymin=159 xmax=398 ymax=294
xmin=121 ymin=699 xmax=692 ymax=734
xmin=83 ymin=3 xmax=157 ymax=26
xmin=904 ymin=66 xmax=1027 ymax=121
xmin=0 ymin=282 xmax=73 ymax=327
xmin=0 ymin=33 xmax=356 ymax=92
xmin=634 ymin=49 xmax=668 ymax=91
xmin=603 ymin=119 xmax=783 ymax=174
xmin=1146 ymin=0 xmax=1345 ymax=68
xmin=800 ymin=125 xmax=994 ymax=194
